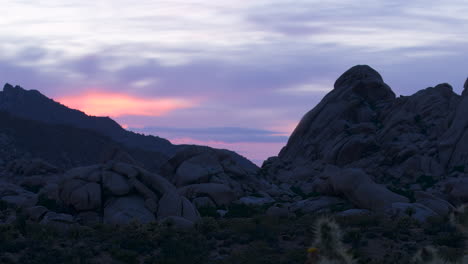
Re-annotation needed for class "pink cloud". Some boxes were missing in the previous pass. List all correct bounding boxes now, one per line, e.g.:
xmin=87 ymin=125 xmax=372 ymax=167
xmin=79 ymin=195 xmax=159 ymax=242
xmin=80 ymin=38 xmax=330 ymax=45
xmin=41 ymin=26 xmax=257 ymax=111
xmin=56 ymin=90 xmax=196 ymax=117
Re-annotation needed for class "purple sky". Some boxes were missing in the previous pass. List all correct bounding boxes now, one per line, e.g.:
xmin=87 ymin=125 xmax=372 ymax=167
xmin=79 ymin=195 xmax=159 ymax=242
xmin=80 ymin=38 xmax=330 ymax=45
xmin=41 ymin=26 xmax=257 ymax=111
xmin=1 ymin=1 xmax=467 ymax=164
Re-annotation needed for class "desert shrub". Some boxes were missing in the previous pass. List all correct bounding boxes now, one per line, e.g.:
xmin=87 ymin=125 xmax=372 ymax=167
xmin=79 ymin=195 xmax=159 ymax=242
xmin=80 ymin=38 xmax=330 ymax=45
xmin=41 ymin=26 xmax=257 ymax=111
xmin=0 ymin=200 xmax=9 ymax=211
xmin=196 ymin=217 xmax=220 ymax=235
xmin=225 ymin=204 xmax=265 ymax=218
xmin=452 ymin=165 xmax=465 ymax=173
xmin=156 ymin=230 xmax=211 ymax=264
xmin=198 ymin=206 xmax=220 ymax=218
xmin=416 ymin=175 xmax=436 ymax=190
xmin=110 ymin=247 xmax=139 ymax=264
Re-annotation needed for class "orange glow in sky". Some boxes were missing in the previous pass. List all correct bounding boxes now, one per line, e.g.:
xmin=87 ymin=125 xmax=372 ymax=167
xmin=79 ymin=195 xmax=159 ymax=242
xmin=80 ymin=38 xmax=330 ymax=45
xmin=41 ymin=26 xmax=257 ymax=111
xmin=56 ymin=91 xmax=195 ymax=117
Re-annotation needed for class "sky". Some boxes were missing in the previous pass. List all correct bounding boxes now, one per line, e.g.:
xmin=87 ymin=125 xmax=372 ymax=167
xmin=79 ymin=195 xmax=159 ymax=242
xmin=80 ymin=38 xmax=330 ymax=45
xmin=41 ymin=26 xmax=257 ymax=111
xmin=1 ymin=0 xmax=467 ymax=165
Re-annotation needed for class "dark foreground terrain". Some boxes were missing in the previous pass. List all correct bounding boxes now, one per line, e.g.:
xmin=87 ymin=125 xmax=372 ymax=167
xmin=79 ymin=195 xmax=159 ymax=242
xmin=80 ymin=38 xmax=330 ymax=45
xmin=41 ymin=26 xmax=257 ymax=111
xmin=1 ymin=65 xmax=468 ymax=263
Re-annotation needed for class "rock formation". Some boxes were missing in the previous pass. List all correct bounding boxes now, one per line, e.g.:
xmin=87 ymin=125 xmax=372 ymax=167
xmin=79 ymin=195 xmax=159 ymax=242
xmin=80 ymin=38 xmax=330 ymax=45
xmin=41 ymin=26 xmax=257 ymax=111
xmin=263 ymin=65 xmax=468 ymax=219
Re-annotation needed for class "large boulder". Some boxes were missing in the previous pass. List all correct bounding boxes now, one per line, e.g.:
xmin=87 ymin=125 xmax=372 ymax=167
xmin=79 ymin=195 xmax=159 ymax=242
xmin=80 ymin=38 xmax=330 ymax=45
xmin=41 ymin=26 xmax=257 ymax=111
xmin=104 ymin=196 xmax=155 ymax=225
xmin=311 ymin=167 xmax=408 ymax=211
xmin=290 ymin=196 xmax=347 ymax=214
xmin=157 ymin=191 xmax=183 ymax=219
xmin=174 ymin=153 xmax=223 ymax=187
xmin=102 ymin=171 xmax=131 ymax=196
xmin=60 ymin=179 xmax=101 ymax=211
xmin=415 ymin=191 xmax=454 ymax=217
xmin=161 ymin=146 xmax=261 ymax=201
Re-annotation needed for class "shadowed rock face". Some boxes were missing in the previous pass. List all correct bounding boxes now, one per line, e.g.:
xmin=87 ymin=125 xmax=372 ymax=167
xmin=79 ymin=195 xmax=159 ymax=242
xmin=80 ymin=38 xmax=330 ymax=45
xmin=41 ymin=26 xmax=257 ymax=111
xmin=462 ymin=78 xmax=468 ymax=96
xmin=278 ymin=65 xmax=397 ymax=165
xmin=264 ymin=65 xmax=468 ymax=210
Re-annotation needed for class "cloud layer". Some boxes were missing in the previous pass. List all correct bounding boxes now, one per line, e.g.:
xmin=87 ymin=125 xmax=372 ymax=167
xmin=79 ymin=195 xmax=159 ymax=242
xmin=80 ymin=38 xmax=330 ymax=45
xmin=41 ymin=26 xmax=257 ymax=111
xmin=1 ymin=0 xmax=467 ymax=163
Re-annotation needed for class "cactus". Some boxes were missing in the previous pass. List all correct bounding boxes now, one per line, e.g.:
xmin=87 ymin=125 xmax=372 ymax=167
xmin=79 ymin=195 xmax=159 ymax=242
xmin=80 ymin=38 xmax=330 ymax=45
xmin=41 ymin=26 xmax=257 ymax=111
xmin=306 ymin=216 xmax=354 ymax=264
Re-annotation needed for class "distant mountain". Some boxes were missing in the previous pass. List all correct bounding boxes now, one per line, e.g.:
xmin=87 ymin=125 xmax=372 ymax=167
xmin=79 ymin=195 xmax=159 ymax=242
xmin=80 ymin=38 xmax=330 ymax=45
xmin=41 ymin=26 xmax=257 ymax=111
xmin=0 ymin=84 xmax=176 ymax=156
xmin=0 ymin=110 xmax=169 ymax=169
xmin=0 ymin=83 xmax=258 ymax=173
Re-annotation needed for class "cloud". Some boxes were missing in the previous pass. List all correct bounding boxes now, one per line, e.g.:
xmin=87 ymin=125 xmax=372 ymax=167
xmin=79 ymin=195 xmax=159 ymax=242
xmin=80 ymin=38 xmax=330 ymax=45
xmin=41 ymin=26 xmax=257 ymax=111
xmin=55 ymin=91 xmax=196 ymax=117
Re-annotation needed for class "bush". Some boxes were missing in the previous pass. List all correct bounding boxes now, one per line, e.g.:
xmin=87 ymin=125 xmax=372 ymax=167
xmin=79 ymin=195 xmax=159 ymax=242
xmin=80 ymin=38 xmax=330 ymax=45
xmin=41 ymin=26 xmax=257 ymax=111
xmin=225 ymin=204 xmax=265 ymax=218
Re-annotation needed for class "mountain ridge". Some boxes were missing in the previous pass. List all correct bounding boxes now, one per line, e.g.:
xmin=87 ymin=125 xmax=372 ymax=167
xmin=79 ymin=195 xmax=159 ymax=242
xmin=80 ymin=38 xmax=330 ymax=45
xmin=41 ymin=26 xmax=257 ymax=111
xmin=0 ymin=83 xmax=176 ymax=156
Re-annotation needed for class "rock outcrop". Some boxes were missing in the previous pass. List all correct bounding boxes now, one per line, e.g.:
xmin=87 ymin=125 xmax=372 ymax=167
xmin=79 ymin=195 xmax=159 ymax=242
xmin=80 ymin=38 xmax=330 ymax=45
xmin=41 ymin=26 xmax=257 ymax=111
xmin=263 ymin=65 xmax=468 ymax=217
xmin=58 ymin=162 xmax=200 ymax=225
xmin=160 ymin=146 xmax=265 ymax=208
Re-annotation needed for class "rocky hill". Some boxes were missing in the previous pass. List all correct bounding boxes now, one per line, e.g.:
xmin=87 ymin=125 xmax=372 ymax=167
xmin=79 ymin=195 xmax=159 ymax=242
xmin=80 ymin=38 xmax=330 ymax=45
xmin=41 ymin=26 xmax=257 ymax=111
xmin=0 ymin=84 xmax=176 ymax=156
xmin=263 ymin=65 xmax=468 ymax=214
xmin=2 ymin=66 xmax=468 ymax=263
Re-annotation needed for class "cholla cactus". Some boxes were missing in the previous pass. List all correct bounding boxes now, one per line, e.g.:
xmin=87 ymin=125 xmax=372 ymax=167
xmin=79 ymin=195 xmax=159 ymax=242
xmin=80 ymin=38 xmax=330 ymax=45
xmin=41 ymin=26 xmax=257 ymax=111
xmin=306 ymin=216 xmax=354 ymax=264
xmin=412 ymin=246 xmax=446 ymax=264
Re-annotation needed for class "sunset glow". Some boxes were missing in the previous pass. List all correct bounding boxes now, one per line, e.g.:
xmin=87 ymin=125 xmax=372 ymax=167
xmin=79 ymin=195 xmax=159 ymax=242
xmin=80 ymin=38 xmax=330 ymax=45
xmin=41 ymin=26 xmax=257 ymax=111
xmin=56 ymin=91 xmax=195 ymax=117
xmin=169 ymin=137 xmax=285 ymax=165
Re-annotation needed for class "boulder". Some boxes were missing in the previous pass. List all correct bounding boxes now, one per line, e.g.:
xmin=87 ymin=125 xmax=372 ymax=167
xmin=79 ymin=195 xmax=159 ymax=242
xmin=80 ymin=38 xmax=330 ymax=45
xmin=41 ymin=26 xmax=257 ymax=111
xmin=104 ymin=196 xmax=155 ymax=225
xmin=386 ymin=202 xmax=438 ymax=222
xmin=178 ymin=183 xmax=236 ymax=206
xmin=415 ymin=191 xmax=454 ymax=217
xmin=138 ymin=168 xmax=176 ymax=195
xmin=102 ymin=171 xmax=131 ymax=196
xmin=174 ymin=153 xmax=223 ymax=187
xmin=61 ymin=180 xmax=101 ymax=211
xmin=63 ymin=165 xmax=101 ymax=182
xmin=181 ymin=197 xmax=201 ymax=222
xmin=157 ymin=191 xmax=183 ymax=219
xmin=290 ymin=196 xmax=346 ymax=214
xmin=328 ymin=168 xmax=409 ymax=211
xmin=112 ymin=162 xmax=139 ymax=178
